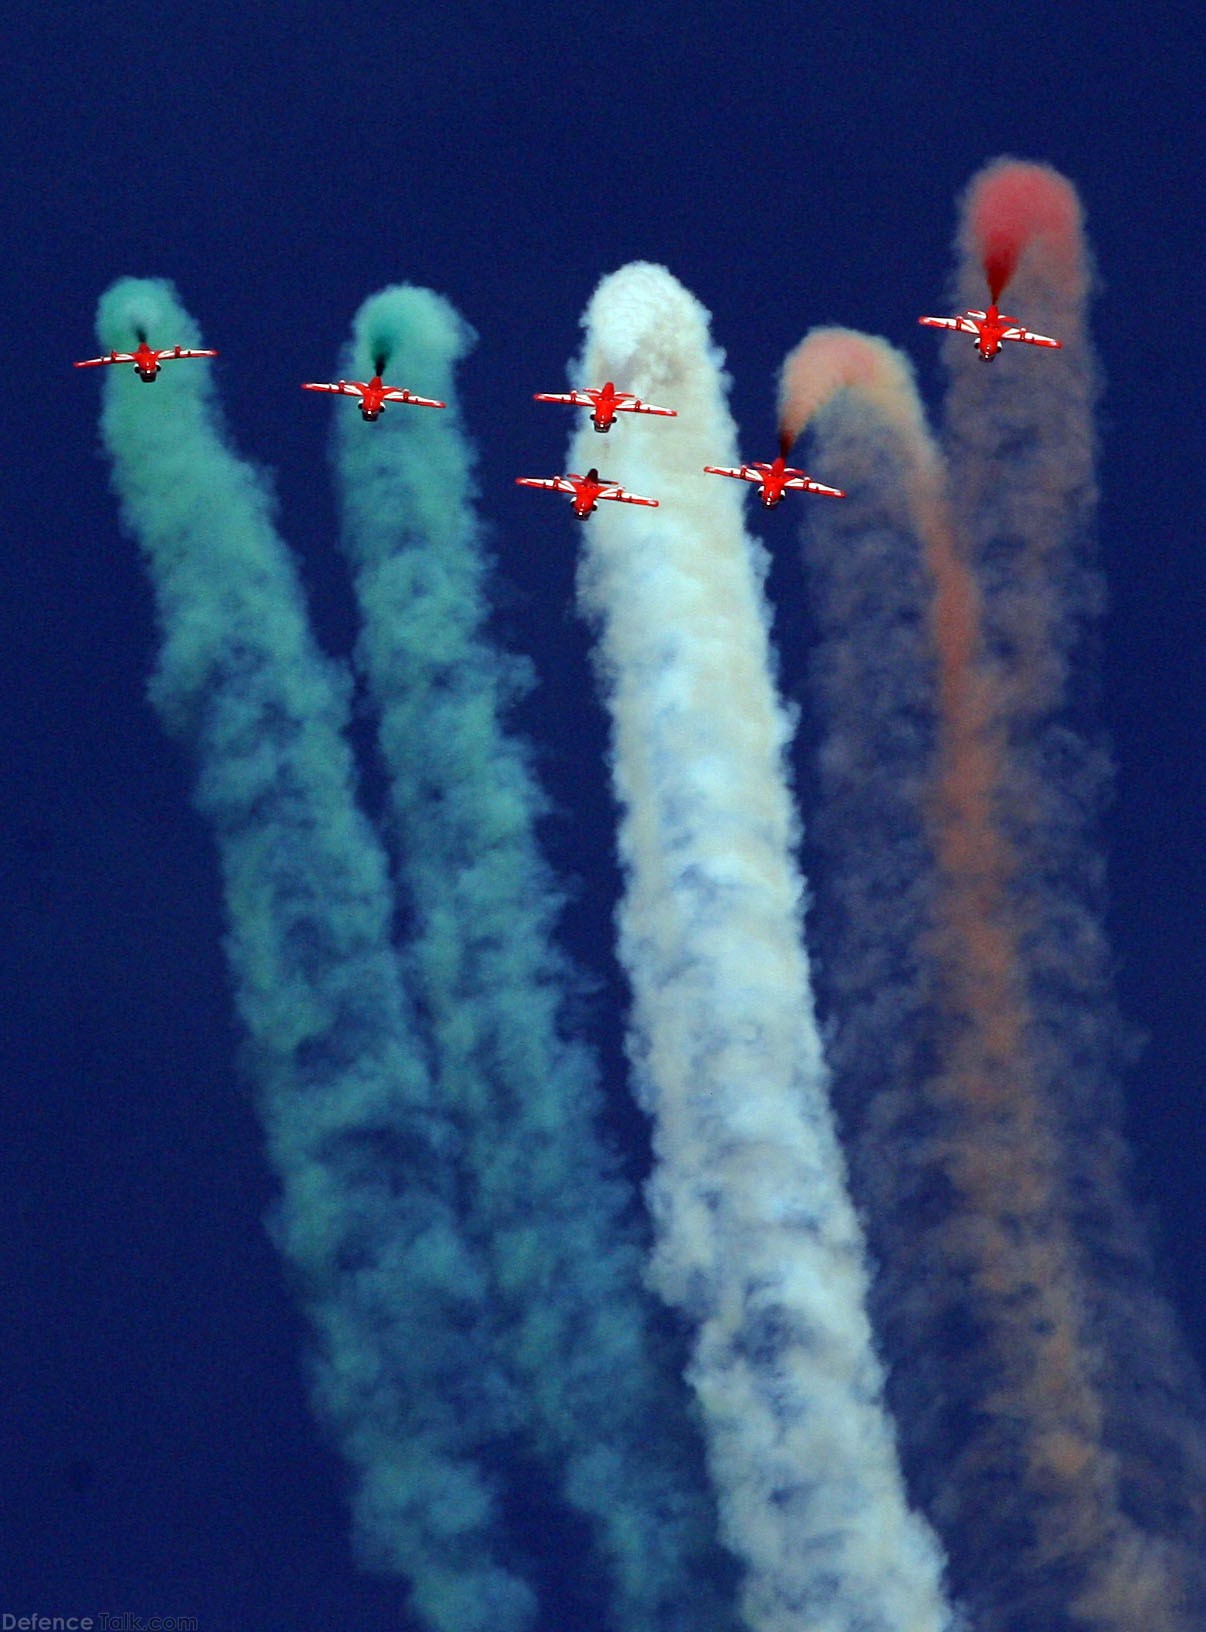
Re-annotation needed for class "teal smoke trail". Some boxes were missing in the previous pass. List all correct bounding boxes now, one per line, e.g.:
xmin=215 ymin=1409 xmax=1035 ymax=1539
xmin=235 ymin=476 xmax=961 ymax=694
xmin=93 ymin=277 xmax=539 ymax=1632
xmin=329 ymin=283 xmax=738 ymax=1632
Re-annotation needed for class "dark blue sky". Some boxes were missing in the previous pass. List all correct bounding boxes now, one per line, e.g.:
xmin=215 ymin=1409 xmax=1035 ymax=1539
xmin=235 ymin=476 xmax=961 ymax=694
xmin=3 ymin=5 xmax=1201 ymax=1628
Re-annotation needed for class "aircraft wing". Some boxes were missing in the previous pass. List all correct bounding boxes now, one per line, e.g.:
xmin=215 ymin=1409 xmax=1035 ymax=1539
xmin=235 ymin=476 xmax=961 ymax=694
xmin=301 ymin=381 xmax=358 ymax=395
xmin=74 ymin=352 xmax=135 ymax=369
xmin=703 ymin=464 xmax=758 ymax=482
xmin=533 ymin=391 xmax=597 ymax=407
xmin=515 ymin=476 xmax=576 ymax=495
xmin=380 ymin=388 xmax=447 ymax=408
xmin=618 ymin=399 xmax=677 ymax=418
xmin=75 ymin=347 xmax=218 ymax=369
xmin=1001 ymin=325 xmax=1062 ymax=349
xmin=784 ymin=475 xmax=846 ymax=498
xmin=601 ymin=486 xmax=658 ymax=508
xmin=918 ymin=315 xmax=978 ymax=335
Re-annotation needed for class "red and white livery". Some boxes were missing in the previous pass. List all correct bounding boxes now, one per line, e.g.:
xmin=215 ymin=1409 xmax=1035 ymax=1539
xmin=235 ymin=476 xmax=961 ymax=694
xmin=533 ymin=381 xmax=677 ymax=433
xmin=515 ymin=467 xmax=659 ymax=520
xmin=74 ymin=338 xmax=218 ymax=382
xmin=918 ymin=304 xmax=1062 ymax=361
xmin=302 ymin=364 xmax=445 ymax=421
xmin=703 ymin=455 xmax=845 ymax=508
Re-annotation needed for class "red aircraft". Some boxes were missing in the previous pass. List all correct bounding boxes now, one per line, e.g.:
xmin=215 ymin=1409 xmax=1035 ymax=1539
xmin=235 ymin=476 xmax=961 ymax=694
xmin=703 ymin=456 xmax=846 ymax=508
xmin=918 ymin=304 xmax=1062 ymax=361
xmin=74 ymin=337 xmax=218 ymax=382
xmin=515 ymin=468 xmax=659 ymax=520
xmin=302 ymin=359 xmax=446 ymax=421
xmin=533 ymin=381 xmax=678 ymax=433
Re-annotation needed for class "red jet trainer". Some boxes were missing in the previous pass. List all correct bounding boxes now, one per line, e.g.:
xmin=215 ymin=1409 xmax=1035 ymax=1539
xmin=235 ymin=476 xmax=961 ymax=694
xmin=302 ymin=360 xmax=446 ymax=421
xmin=918 ymin=304 xmax=1062 ymax=361
xmin=703 ymin=456 xmax=845 ymax=508
xmin=533 ymin=381 xmax=678 ymax=433
xmin=74 ymin=337 xmax=219 ymax=382
xmin=515 ymin=468 xmax=659 ymax=520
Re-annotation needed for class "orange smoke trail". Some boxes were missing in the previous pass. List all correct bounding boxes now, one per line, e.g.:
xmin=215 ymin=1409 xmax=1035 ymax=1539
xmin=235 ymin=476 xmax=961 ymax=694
xmin=907 ymin=446 xmax=1148 ymax=1632
xmin=782 ymin=326 xmax=1194 ymax=1629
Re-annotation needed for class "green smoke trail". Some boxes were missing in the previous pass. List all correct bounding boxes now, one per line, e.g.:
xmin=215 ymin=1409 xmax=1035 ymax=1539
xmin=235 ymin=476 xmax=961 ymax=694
xmin=93 ymin=277 xmax=539 ymax=1632
xmin=329 ymin=284 xmax=739 ymax=1632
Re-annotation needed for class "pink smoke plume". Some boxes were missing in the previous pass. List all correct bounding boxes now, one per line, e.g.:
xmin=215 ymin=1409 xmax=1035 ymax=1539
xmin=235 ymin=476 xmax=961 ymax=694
xmin=777 ymin=327 xmax=930 ymax=457
xmin=942 ymin=162 xmax=1206 ymax=1625
xmin=963 ymin=157 xmax=1084 ymax=303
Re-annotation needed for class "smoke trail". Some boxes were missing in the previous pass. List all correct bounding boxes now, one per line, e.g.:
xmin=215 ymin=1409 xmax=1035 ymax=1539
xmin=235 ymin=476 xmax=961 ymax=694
xmin=961 ymin=156 xmax=1084 ymax=305
xmin=784 ymin=328 xmax=1118 ymax=1627
xmin=93 ymin=277 xmax=539 ymax=1632
xmin=943 ymin=160 xmax=1206 ymax=1622
xmin=779 ymin=329 xmax=932 ymax=453
xmin=328 ymin=283 xmax=738 ymax=1632
xmin=572 ymin=263 xmax=957 ymax=1632
xmin=776 ymin=329 xmax=946 ymax=1261
xmin=786 ymin=301 xmax=1205 ymax=1627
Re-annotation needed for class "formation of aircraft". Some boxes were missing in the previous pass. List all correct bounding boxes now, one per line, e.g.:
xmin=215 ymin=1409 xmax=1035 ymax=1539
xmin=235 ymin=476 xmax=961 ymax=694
xmin=533 ymin=381 xmax=677 ymax=433
xmin=917 ymin=303 xmax=1062 ymax=361
xmin=704 ymin=456 xmax=846 ymax=508
xmin=73 ymin=338 xmax=219 ymax=382
xmin=515 ymin=468 xmax=659 ymax=520
xmin=302 ymin=360 xmax=446 ymax=421
xmin=77 ymin=296 xmax=1063 ymax=513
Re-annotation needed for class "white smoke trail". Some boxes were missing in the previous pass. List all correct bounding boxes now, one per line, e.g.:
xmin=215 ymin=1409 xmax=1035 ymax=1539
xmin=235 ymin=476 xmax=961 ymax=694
xmin=569 ymin=262 xmax=958 ymax=1632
